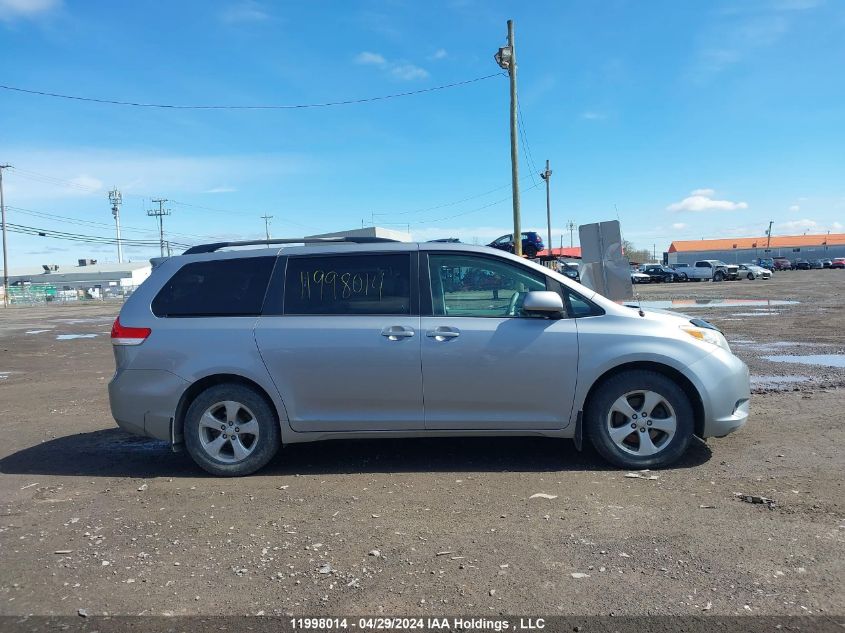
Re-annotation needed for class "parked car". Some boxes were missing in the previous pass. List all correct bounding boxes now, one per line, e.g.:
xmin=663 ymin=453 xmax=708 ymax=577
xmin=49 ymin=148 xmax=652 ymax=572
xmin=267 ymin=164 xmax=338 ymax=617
xmin=793 ymin=259 xmax=811 ymax=270
xmin=738 ymin=263 xmax=771 ymax=280
xmin=756 ymin=257 xmax=775 ymax=271
xmin=488 ymin=231 xmax=545 ymax=259
xmin=642 ymin=264 xmax=687 ymax=282
xmin=557 ymin=260 xmax=580 ymax=282
xmin=772 ymin=257 xmax=793 ymax=271
xmin=821 ymin=259 xmax=832 ymax=268
xmin=809 ymin=259 xmax=824 ymax=269
xmin=108 ymin=237 xmax=749 ymax=475
xmin=831 ymin=258 xmax=845 ymax=269
xmin=724 ymin=264 xmax=740 ymax=281
xmin=686 ymin=260 xmax=731 ymax=282
xmin=631 ymin=271 xmax=651 ymax=284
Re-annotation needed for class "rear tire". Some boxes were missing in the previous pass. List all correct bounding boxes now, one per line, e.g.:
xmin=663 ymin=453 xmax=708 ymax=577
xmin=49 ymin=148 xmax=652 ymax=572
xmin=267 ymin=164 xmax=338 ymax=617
xmin=585 ymin=370 xmax=694 ymax=469
xmin=747 ymin=273 xmax=754 ymax=280
xmin=184 ymin=384 xmax=280 ymax=476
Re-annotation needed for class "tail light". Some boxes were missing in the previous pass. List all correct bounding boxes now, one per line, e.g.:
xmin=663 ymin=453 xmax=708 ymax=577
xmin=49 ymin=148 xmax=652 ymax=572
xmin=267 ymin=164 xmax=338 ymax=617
xmin=111 ymin=317 xmax=151 ymax=346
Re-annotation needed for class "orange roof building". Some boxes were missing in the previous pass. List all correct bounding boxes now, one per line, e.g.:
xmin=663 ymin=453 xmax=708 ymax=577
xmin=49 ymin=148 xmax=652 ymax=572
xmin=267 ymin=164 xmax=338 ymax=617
xmin=667 ymin=233 xmax=845 ymax=264
xmin=669 ymin=233 xmax=845 ymax=253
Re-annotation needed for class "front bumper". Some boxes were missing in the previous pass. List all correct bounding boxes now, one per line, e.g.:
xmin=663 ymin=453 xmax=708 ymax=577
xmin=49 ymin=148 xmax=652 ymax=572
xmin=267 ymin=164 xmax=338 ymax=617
xmin=689 ymin=349 xmax=751 ymax=438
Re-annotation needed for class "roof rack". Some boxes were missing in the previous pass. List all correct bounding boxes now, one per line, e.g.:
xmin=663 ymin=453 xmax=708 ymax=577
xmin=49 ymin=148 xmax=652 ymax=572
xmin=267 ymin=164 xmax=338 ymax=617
xmin=182 ymin=236 xmax=399 ymax=255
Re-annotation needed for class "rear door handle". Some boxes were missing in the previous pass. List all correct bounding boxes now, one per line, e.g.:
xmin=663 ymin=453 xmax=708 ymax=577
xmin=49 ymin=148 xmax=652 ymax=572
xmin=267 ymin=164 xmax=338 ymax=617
xmin=381 ymin=325 xmax=415 ymax=340
xmin=426 ymin=327 xmax=460 ymax=341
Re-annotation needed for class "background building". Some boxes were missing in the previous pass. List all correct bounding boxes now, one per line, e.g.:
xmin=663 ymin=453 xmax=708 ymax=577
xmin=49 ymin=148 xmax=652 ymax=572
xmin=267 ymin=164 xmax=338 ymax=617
xmin=0 ymin=260 xmax=151 ymax=302
xmin=666 ymin=233 xmax=845 ymax=265
xmin=304 ymin=226 xmax=412 ymax=243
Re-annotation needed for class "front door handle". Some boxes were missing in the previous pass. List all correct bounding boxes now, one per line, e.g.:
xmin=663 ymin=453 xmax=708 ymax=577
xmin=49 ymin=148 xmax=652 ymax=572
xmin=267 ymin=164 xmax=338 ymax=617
xmin=426 ymin=327 xmax=460 ymax=341
xmin=381 ymin=325 xmax=415 ymax=341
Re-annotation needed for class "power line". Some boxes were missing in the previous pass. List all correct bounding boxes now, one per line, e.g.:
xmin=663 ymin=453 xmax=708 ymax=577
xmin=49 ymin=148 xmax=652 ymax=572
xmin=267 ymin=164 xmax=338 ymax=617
xmin=372 ymin=176 xmax=534 ymax=218
xmin=0 ymin=74 xmax=505 ymax=110
xmin=7 ymin=205 xmax=217 ymax=241
xmin=410 ymin=181 xmax=543 ymax=225
xmin=517 ymin=101 xmax=540 ymax=178
xmin=6 ymin=222 xmax=190 ymax=248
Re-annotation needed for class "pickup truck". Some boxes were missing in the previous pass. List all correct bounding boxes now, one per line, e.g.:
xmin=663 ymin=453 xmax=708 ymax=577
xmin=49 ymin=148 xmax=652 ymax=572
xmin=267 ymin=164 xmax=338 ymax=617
xmin=685 ymin=260 xmax=733 ymax=282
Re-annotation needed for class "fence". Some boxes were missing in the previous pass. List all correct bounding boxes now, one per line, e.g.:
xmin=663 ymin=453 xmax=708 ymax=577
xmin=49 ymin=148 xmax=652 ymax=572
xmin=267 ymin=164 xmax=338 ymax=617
xmin=1 ymin=284 xmax=140 ymax=306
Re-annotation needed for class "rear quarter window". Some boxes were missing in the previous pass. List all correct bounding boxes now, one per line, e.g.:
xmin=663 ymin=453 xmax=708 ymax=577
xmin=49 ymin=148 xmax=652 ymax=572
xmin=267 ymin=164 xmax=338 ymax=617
xmin=152 ymin=256 xmax=276 ymax=317
xmin=283 ymin=253 xmax=411 ymax=315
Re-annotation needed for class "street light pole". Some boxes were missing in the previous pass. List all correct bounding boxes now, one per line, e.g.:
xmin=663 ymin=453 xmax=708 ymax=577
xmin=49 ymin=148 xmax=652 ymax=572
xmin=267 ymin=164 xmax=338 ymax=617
xmin=0 ymin=164 xmax=11 ymax=307
xmin=495 ymin=19 xmax=522 ymax=257
xmin=540 ymin=160 xmax=552 ymax=259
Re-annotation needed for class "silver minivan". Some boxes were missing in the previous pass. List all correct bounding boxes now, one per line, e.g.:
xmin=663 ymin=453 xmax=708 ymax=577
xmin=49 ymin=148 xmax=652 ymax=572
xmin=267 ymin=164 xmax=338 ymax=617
xmin=108 ymin=238 xmax=749 ymax=476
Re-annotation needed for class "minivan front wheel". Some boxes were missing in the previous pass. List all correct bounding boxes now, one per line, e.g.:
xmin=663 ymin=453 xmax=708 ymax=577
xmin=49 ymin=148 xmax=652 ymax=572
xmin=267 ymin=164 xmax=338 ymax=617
xmin=184 ymin=384 xmax=280 ymax=476
xmin=585 ymin=370 xmax=693 ymax=469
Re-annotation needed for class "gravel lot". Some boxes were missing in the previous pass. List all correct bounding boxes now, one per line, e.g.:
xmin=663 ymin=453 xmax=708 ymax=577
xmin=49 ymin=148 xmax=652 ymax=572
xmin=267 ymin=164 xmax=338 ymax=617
xmin=0 ymin=269 xmax=843 ymax=617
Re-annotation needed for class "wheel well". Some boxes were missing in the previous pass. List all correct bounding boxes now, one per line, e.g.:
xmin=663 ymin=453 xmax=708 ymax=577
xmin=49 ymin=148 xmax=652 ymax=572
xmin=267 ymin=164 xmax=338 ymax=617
xmin=174 ymin=374 xmax=279 ymax=444
xmin=582 ymin=362 xmax=705 ymax=438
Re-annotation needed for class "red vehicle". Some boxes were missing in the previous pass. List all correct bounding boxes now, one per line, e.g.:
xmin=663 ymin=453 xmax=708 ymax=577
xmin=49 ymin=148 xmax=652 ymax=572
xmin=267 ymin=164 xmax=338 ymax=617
xmin=831 ymin=257 xmax=845 ymax=269
xmin=772 ymin=257 xmax=793 ymax=271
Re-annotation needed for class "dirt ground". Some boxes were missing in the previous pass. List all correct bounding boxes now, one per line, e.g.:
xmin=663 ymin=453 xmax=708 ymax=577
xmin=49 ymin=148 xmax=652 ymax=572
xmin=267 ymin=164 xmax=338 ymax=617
xmin=0 ymin=270 xmax=843 ymax=618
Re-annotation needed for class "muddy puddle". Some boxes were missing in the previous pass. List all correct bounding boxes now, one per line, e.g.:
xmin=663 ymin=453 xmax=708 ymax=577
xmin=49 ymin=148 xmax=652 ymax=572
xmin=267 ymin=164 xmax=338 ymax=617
xmin=762 ymin=354 xmax=845 ymax=368
xmin=638 ymin=299 xmax=799 ymax=310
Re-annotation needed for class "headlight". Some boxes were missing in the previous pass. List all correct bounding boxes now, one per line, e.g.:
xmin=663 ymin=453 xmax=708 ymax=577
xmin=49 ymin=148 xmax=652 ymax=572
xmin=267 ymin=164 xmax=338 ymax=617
xmin=679 ymin=325 xmax=731 ymax=352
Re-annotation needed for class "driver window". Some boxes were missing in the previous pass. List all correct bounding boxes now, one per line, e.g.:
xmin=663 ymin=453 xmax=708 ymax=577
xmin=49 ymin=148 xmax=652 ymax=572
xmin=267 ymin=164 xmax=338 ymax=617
xmin=429 ymin=254 xmax=547 ymax=317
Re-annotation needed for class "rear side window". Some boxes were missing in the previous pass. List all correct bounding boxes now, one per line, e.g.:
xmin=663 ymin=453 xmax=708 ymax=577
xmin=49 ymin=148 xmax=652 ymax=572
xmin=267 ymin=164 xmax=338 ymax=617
xmin=284 ymin=254 xmax=411 ymax=315
xmin=152 ymin=257 xmax=275 ymax=317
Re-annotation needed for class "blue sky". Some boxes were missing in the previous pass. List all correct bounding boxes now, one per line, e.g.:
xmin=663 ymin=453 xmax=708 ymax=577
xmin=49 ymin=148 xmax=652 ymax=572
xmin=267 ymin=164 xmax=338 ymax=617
xmin=1 ymin=0 xmax=843 ymax=267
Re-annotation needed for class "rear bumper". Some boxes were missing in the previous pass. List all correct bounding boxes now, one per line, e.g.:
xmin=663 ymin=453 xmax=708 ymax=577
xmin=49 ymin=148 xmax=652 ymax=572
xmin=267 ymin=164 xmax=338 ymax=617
xmin=108 ymin=369 xmax=190 ymax=441
xmin=689 ymin=349 xmax=751 ymax=438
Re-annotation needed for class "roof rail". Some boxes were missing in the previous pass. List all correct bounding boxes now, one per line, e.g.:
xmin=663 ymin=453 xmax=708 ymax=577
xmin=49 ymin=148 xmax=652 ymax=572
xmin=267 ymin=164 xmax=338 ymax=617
xmin=182 ymin=236 xmax=399 ymax=255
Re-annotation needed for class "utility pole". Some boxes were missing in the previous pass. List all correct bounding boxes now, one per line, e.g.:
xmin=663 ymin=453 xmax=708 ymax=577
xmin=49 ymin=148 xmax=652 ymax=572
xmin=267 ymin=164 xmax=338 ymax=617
xmin=495 ymin=19 xmax=522 ymax=256
xmin=109 ymin=188 xmax=123 ymax=263
xmin=0 ymin=164 xmax=11 ymax=307
xmin=765 ymin=220 xmax=774 ymax=251
xmin=147 ymin=198 xmax=171 ymax=257
xmin=540 ymin=160 xmax=552 ymax=258
xmin=261 ymin=214 xmax=273 ymax=241
xmin=566 ymin=220 xmax=577 ymax=248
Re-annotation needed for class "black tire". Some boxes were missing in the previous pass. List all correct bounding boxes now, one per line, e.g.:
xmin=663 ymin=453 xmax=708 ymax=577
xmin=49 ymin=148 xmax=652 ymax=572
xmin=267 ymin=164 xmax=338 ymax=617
xmin=524 ymin=246 xmax=538 ymax=259
xmin=184 ymin=383 xmax=280 ymax=476
xmin=747 ymin=273 xmax=754 ymax=280
xmin=713 ymin=271 xmax=725 ymax=282
xmin=585 ymin=370 xmax=694 ymax=469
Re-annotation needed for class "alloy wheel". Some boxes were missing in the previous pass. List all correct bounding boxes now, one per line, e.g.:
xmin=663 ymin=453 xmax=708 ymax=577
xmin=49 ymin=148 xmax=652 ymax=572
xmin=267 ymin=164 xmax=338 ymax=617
xmin=606 ymin=390 xmax=677 ymax=456
xmin=197 ymin=400 xmax=260 ymax=463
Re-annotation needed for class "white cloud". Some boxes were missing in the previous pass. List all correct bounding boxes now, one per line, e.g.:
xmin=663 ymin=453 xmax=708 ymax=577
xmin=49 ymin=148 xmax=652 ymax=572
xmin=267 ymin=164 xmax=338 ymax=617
xmin=219 ymin=1 xmax=270 ymax=24
xmin=0 ymin=0 xmax=60 ymax=21
xmin=672 ymin=223 xmax=688 ymax=230
xmin=203 ymin=186 xmax=237 ymax=194
xmin=581 ymin=111 xmax=606 ymax=120
xmin=788 ymin=204 xmax=800 ymax=212
xmin=354 ymin=51 xmax=387 ymax=66
xmin=390 ymin=64 xmax=429 ymax=80
xmin=354 ymin=51 xmax=429 ymax=80
xmin=430 ymin=48 xmax=448 ymax=60
xmin=778 ymin=218 xmax=844 ymax=234
xmin=4 ymin=147 xmax=309 ymax=201
xmin=667 ymin=189 xmax=748 ymax=212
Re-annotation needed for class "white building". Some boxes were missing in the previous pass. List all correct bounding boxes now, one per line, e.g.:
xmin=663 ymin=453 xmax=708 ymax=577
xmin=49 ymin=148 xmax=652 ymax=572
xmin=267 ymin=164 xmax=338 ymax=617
xmin=1 ymin=260 xmax=151 ymax=299
xmin=305 ymin=226 xmax=412 ymax=243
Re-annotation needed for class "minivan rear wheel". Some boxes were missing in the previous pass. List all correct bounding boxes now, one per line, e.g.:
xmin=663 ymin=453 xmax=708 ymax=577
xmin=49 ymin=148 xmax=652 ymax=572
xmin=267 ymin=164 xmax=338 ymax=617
xmin=585 ymin=370 xmax=694 ymax=469
xmin=184 ymin=384 xmax=280 ymax=476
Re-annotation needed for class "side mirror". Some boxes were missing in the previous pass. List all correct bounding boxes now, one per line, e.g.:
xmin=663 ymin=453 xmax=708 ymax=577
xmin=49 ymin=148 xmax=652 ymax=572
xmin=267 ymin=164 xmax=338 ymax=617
xmin=522 ymin=291 xmax=565 ymax=318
